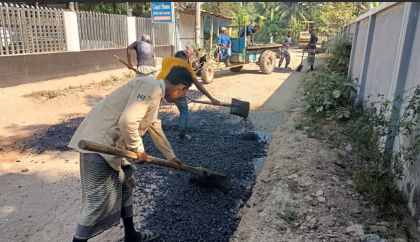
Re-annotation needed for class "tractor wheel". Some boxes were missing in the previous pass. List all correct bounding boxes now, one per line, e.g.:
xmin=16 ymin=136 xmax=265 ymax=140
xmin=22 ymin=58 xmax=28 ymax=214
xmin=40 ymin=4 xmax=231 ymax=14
xmin=201 ymin=63 xmax=214 ymax=84
xmin=229 ymin=66 xmax=243 ymax=72
xmin=188 ymin=54 xmax=199 ymax=69
xmin=259 ymin=50 xmax=276 ymax=74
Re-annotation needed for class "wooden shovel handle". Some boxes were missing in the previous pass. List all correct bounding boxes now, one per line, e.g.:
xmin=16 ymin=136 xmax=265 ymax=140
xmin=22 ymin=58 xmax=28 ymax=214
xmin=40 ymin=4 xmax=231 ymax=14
xmin=190 ymin=100 xmax=232 ymax=107
xmin=77 ymin=140 xmax=208 ymax=178
xmin=114 ymin=55 xmax=140 ymax=73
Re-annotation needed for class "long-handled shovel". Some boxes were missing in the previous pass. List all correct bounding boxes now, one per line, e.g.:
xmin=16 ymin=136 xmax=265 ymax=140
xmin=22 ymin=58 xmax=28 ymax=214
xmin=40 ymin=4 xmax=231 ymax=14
xmin=113 ymin=55 xmax=156 ymax=76
xmin=187 ymin=97 xmax=250 ymax=118
xmin=78 ymin=140 xmax=228 ymax=182
xmin=296 ymin=50 xmax=305 ymax=72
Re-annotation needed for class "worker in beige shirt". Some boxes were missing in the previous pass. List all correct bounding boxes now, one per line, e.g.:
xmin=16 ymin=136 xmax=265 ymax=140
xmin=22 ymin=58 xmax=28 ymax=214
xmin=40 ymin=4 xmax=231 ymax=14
xmin=68 ymin=65 xmax=194 ymax=242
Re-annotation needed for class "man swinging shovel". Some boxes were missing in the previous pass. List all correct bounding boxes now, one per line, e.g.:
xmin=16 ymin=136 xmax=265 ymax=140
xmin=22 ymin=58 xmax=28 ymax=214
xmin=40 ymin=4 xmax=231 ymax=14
xmin=68 ymin=65 xmax=194 ymax=242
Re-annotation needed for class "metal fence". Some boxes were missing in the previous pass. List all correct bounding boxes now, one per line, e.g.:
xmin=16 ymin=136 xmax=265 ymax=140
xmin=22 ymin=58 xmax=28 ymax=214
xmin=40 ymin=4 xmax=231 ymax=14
xmin=135 ymin=16 xmax=173 ymax=46
xmin=76 ymin=11 xmax=128 ymax=50
xmin=0 ymin=3 xmax=66 ymax=55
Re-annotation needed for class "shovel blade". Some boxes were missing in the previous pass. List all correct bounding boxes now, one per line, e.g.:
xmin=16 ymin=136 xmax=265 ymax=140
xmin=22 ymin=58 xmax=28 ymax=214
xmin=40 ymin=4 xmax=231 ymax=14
xmin=296 ymin=64 xmax=303 ymax=72
xmin=230 ymin=98 xmax=250 ymax=118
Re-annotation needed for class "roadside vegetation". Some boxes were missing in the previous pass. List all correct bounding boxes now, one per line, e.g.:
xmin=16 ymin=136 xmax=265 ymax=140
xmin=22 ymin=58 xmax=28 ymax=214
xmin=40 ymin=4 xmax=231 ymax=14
xmin=296 ymin=36 xmax=420 ymax=239
xmin=23 ymin=72 xmax=134 ymax=101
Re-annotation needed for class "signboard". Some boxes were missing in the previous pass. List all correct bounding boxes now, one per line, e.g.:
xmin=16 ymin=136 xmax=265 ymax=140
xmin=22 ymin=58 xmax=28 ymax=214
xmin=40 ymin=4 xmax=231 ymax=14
xmin=151 ymin=2 xmax=174 ymax=23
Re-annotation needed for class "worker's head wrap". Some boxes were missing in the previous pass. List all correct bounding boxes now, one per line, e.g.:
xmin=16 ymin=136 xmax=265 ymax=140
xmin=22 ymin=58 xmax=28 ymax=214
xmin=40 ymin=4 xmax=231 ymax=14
xmin=220 ymin=27 xmax=227 ymax=32
xmin=141 ymin=34 xmax=151 ymax=43
xmin=157 ymin=56 xmax=197 ymax=81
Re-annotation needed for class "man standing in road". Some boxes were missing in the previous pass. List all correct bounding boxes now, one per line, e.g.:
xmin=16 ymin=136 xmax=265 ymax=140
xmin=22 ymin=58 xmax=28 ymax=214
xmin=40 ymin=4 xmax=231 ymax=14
xmin=157 ymin=52 xmax=221 ymax=144
xmin=126 ymin=34 xmax=157 ymax=76
xmin=69 ymin=64 xmax=194 ymax=242
xmin=239 ymin=24 xmax=260 ymax=46
xmin=278 ymin=31 xmax=292 ymax=69
xmin=303 ymin=27 xmax=318 ymax=71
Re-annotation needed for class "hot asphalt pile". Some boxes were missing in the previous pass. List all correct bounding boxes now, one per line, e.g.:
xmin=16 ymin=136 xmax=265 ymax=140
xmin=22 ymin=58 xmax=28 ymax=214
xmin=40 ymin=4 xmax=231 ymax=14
xmin=20 ymin=94 xmax=267 ymax=242
xmin=273 ymin=67 xmax=293 ymax=73
xmin=20 ymin=117 xmax=83 ymax=154
xmin=130 ymin=107 xmax=267 ymax=242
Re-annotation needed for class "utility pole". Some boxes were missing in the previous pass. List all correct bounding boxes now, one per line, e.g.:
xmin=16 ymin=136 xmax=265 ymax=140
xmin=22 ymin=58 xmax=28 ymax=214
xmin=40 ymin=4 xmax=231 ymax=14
xmin=195 ymin=2 xmax=201 ymax=46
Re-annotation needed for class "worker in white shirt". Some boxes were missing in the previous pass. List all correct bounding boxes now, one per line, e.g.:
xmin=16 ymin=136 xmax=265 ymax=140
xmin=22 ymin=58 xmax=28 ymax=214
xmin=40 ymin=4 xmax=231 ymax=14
xmin=68 ymin=64 xmax=194 ymax=242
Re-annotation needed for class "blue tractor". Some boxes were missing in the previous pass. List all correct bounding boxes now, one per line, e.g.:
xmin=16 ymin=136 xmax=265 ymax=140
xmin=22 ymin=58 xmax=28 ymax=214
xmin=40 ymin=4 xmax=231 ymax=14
xmin=188 ymin=25 xmax=283 ymax=84
xmin=215 ymin=25 xmax=282 ymax=75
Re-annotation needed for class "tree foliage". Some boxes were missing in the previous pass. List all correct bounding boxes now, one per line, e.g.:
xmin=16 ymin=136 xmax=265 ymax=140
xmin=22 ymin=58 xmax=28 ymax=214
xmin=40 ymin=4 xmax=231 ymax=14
xmin=78 ymin=2 xmax=150 ymax=16
xmin=78 ymin=2 xmax=381 ymax=43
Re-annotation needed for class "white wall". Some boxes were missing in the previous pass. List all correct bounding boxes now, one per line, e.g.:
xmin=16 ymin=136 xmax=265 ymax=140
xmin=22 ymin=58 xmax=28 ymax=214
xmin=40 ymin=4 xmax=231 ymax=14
xmin=177 ymin=13 xmax=204 ymax=50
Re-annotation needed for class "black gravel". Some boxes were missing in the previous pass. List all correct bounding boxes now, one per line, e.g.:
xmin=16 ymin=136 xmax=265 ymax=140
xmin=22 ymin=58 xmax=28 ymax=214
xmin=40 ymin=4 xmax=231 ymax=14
xmin=273 ymin=67 xmax=293 ymax=73
xmin=20 ymin=103 xmax=267 ymax=242
xmin=133 ymin=109 xmax=266 ymax=241
xmin=20 ymin=117 xmax=84 ymax=154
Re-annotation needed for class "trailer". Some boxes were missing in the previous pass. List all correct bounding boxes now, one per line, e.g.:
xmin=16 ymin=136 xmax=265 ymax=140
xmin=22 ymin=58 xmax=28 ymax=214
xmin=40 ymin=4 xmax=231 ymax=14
xmin=187 ymin=25 xmax=283 ymax=84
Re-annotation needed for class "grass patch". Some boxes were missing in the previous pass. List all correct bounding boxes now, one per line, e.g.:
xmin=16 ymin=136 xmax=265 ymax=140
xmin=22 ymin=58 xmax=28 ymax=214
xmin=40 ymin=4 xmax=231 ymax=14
xmin=286 ymin=179 xmax=300 ymax=192
xmin=23 ymin=90 xmax=59 ymax=99
xmin=23 ymin=71 xmax=135 ymax=101
xmin=316 ymin=53 xmax=333 ymax=59
xmin=281 ymin=209 xmax=298 ymax=224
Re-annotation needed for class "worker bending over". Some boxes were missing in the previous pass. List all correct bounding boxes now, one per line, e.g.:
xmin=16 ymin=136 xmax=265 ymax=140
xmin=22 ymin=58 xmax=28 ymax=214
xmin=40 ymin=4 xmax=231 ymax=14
xmin=68 ymin=63 xmax=194 ymax=242
xmin=126 ymin=33 xmax=157 ymax=76
xmin=239 ymin=24 xmax=260 ymax=46
xmin=157 ymin=52 xmax=220 ymax=143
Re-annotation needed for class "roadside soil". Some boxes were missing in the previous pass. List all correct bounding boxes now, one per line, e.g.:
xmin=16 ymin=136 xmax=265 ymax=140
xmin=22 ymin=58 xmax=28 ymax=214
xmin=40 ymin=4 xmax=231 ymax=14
xmin=231 ymin=63 xmax=410 ymax=241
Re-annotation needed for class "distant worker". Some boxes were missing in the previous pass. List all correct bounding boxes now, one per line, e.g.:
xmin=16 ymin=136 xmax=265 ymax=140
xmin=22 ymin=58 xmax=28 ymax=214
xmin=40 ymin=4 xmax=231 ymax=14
xmin=303 ymin=27 xmax=318 ymax=71
xmin=270 ymin=31 xmax=274 ymax=43
xmin=239 ymin=24 xmax=260 ymax=46
xmin=305 ymin=25 xmax=310 ymax=31
xmin=126 ymin=34 xmax=157 ymax=76
xmin=156 ymin=53 xmax=221 ymax=144
xmin=279 ymin=31 xmax=292 ymax=69
xmin=216 ymin=27 xmax=232 ymax=67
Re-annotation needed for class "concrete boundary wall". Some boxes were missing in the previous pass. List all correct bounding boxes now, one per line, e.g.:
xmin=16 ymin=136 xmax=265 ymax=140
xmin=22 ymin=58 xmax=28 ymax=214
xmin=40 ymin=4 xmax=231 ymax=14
xmin=1 ymin=5 xmax=176 ymax=88
xmin=0 ymin=45 xmax=174 ymax=88
xmin=342 ymin=2 xmax=420 ymax=227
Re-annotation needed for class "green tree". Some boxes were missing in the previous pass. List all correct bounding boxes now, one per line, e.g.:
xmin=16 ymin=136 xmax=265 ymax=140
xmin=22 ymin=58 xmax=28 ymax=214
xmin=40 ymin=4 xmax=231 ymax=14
xmin=320 ymin=2 xmax=358 ymax=37
xmin=78 ymin=2 xmax=150 ymax=15
xmin=278 ymin=2 xmax=309 ymax=28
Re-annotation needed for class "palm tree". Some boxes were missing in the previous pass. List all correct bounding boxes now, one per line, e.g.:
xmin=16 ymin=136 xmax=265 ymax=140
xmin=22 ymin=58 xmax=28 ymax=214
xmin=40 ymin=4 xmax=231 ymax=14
xmin=254 ymin=2 xmax=282 ymax=19
xmin=278 ymin=2 xmax=308 ymax=28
